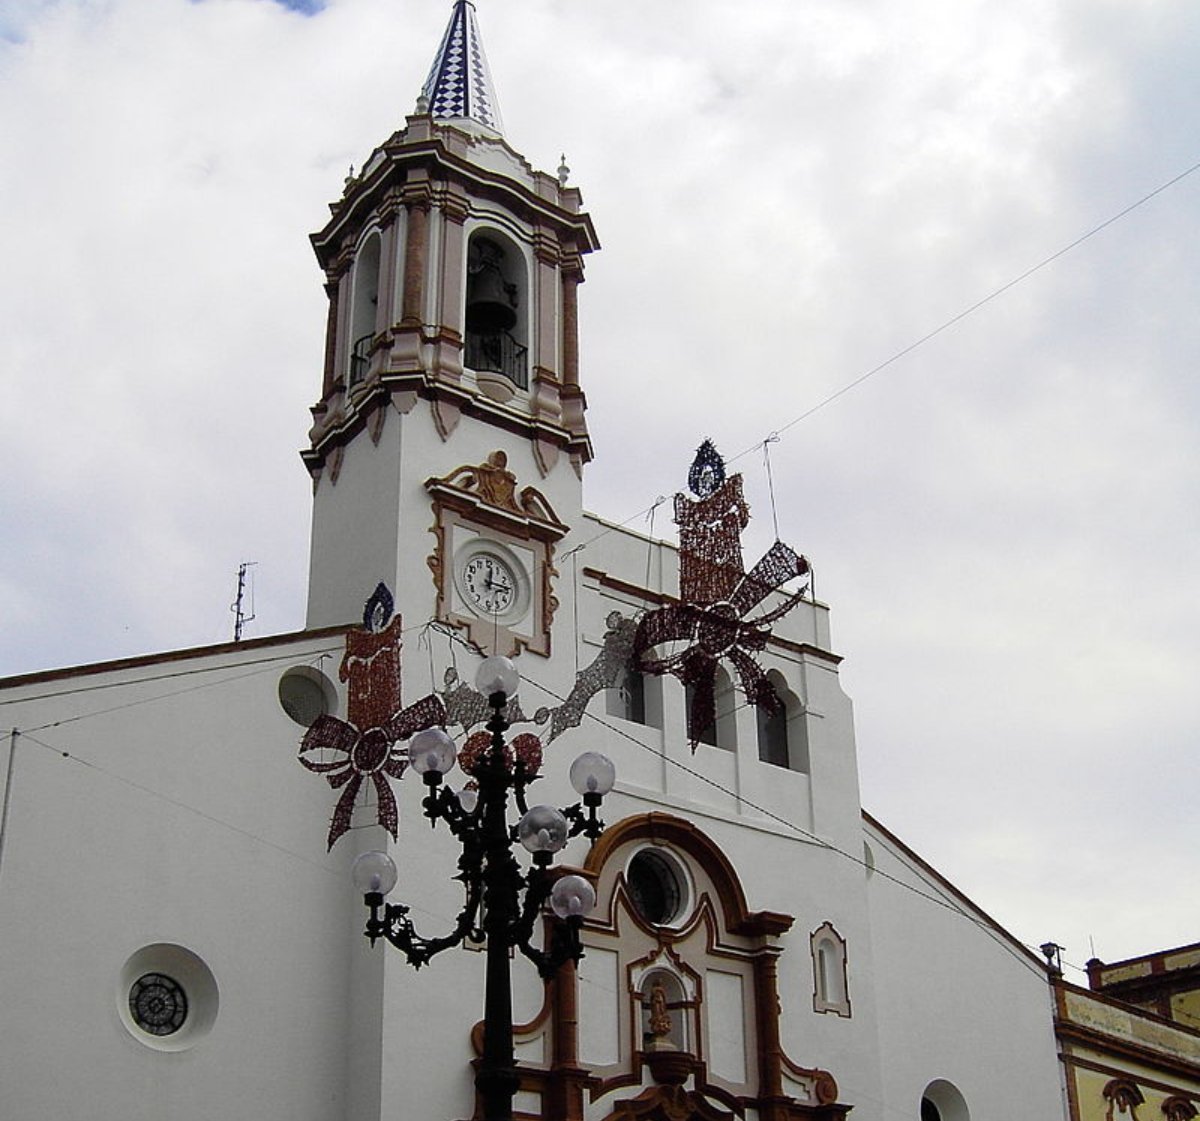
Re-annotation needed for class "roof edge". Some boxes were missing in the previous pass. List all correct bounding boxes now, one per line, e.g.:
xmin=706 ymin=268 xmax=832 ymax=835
xmin=862 ymin=808 xmax=1046 ymax=970
xmin=0 ymin=624 xmax=351 ymax=691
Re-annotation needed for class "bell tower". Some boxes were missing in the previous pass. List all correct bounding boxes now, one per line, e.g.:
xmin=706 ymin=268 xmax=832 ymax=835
xmin=303 ymin=0 xmax=599 ymax=629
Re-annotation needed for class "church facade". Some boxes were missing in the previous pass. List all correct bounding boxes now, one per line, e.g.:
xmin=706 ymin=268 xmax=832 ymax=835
xmin=0 ymin=5 xmax=1076 ymax=1120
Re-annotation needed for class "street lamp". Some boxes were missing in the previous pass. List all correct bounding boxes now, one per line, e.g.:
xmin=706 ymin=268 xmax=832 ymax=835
xmin=350 ymin=655 xmax=616 ymax=1121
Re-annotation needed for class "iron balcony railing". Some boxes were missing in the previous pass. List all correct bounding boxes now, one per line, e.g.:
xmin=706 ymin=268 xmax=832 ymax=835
xmin=349 ymin=334 xmax=372 ymax=387
xmin=466 ymin=330 xmax=528 ymax=390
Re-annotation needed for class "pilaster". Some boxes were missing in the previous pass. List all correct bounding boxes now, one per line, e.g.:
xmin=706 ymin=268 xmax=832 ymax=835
xmin=387 ymin=175 xmax=434 ymax=379
xmin=431 ymin=182 xmax=469 ymax=384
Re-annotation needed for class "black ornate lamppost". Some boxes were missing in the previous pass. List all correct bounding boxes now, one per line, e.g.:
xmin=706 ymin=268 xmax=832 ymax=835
xmin=350 ymin=655 xmax=616 ymax=1121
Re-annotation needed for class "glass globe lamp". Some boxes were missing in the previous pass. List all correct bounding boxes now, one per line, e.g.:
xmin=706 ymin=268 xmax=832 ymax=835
xmin=517 ymin=805 xmax=569 ymax=854
xmin=351 ymin=850 xmax=399 ymax=897
xmin=550 ymin=874 xmax=596 ymax=919
xmin=475 ymin=655 xmax=519 ymax=700
xmin=408 ymin=727 xmax=457 ymax=775
xmin=569 ymin=751 xmax=616 ymax=797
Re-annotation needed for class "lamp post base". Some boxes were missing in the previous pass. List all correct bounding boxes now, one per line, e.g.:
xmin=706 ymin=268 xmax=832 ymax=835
xmin=474 ymin=1059 xmax=521 ymax=1121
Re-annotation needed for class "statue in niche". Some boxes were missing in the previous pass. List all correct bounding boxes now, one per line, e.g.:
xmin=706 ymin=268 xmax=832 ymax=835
xmin=648 ymin=979 xmax=673 ymax=1040
xmin=644 ymin=977 xmax=677 ymax=1054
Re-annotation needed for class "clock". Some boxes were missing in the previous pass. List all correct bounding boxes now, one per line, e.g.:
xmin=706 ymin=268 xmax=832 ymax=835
xmin=426 ymin=450 xmax=569 ymax=658
xmin=456 ymin=547 xmax=525 ymax=620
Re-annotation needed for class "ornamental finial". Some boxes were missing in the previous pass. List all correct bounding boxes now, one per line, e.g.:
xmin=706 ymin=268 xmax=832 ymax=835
xmin=687 ymin=438 xmax=726 ymax=498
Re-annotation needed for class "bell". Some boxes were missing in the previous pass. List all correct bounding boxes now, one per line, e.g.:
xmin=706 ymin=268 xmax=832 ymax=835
xmin=466 ymin=239 xmax=518 ymax=334
xmin=466 ymin=266 xmax=517 ymax=333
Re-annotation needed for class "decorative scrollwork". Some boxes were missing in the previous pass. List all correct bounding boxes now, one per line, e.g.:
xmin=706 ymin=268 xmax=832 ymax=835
xmin=1104 ymin=1078 xmax=1145 ymax=1120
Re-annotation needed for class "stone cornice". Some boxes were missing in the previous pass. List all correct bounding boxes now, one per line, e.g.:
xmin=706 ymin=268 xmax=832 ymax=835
xmin=303 ymin=373 xmax=592 ymax=475
xmin=312 ymin=129 xmax=599 ymax=271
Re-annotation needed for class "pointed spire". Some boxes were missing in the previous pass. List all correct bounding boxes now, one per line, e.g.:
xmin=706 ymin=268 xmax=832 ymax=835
xmin=421 ymin=1 xmax=504 ymax=134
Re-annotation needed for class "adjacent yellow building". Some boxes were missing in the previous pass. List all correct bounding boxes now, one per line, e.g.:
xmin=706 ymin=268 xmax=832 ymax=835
xmin=1053 ymin=942 xmax=1200 ymax=1121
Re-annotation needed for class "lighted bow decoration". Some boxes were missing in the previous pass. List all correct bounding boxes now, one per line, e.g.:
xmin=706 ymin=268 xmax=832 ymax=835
xmin=299 ymin=584 xmax=447 ymax=849
xmin=633 ymin=440 xmax=810 ymax=746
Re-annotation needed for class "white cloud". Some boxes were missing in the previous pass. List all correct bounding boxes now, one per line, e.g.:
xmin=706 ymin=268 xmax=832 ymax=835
xmin=1 ymin=0 xmax=1197 ymax=970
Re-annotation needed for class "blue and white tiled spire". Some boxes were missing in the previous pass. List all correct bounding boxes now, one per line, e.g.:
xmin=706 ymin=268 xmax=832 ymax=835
xmin=421 ymin=0 xmax=503 ymax=134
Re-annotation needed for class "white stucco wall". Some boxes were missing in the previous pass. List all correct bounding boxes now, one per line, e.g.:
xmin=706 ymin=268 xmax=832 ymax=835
xmin=865 ymin=816 xmax=1063 ymax=1121
xmin=0 ymin=632 xmax=364 ymax=1120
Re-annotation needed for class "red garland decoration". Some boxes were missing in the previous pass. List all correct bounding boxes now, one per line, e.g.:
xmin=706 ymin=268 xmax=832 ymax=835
xmin=458 ymin=730 xmax=503 ymax=776
xmin=634 ymin=442 xmax=810 ymax=748
xmin=510 ymin=732 xmax=543 ymax=774
xmin=458 ymin=729 xmax=543 ymax=778
xmin=298 ymin=585 xmax=446 ymax=850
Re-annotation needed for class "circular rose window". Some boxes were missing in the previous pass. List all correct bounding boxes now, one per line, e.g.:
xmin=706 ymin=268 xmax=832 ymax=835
xmin=627 ymin=849 xmax=689 ymax=926
xmin=129 ymin=972 xmax=188 ymax=1036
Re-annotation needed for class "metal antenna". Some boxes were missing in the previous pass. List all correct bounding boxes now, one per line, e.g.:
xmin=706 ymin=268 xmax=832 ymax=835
xmin=231 ymin=561 xmax=258 ymax=642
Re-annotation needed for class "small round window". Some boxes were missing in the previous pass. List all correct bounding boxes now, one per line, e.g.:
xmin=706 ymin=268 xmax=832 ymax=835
xmin=118 ymin=943 xmax=218 ymax=1052
xmin=278 ymin=666 xmax=337 ymax=727
xmin=627 ymin=849 xmax=687 ymax=926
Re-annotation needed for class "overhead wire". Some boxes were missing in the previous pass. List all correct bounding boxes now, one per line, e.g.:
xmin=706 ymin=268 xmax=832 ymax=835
xmin=10 ymin=156 xmax=1195 ymax=991
xmin=9 ymin=644 xmax=343 ymax=734
xmin=517 ymin=664 xmax=1056 ymax=984
xmin=7 ymin=610 xmax=1054 ymax=982
xmin=556 ymin=154 xmax=1200 ymax=566
xmin=15 ymin=727 xmax=343 ymax=881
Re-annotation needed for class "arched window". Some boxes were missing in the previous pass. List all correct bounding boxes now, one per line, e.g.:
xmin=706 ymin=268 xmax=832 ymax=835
xmin=685 ymin=668 xmax=735 ymax=750
xmin=347 ymin=232 xmax=381 ymax=387
xmin=607 ymin=659 xmax=646 ymax=724
xmin=756 ymin=672 xmax=808 ymax=772
xmin=464 ymin=229 xmax=528 ymax=389
xmin=756 ymin=703 xmax=788 ymax=767
xmin=810 ymin=922 xmax=850 ymax=1017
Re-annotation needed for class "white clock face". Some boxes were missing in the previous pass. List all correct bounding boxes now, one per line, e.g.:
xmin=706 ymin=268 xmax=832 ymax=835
xmin=460 ymin=551 xmax=518 ymax=615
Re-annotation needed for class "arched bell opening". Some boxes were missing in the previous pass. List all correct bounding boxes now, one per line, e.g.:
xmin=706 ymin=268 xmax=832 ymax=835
xmin=686 ymin=667 xmax=736 ymax=751
xmin=464 ymin=229 xmax=528 ymax=390
xmin=607 ymin=657 xmax=646 ymax=723
xmin=347 ymin=231 xmax=381 ymax=387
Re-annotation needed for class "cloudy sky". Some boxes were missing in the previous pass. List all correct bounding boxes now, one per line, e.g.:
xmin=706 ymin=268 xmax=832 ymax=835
xmin=2 ymin=0 xmax=1197 ymax=977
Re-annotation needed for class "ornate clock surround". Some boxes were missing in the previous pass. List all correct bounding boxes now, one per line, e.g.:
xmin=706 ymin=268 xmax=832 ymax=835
xmin=426 ymin=451 xmax=567 ymax=657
